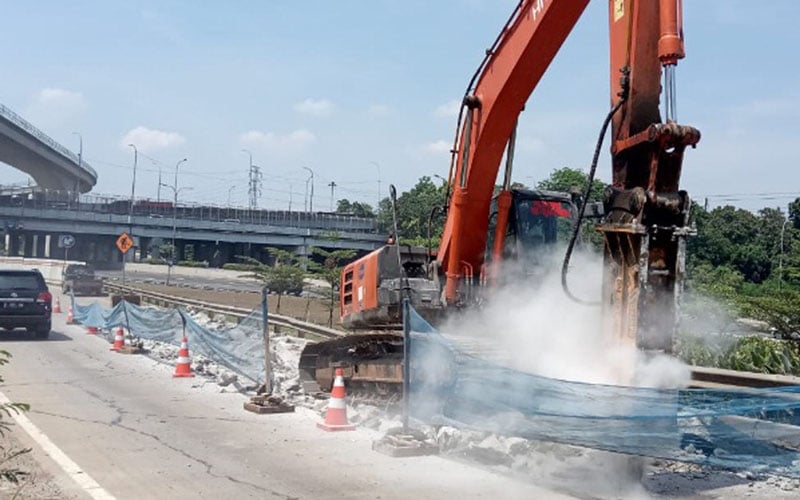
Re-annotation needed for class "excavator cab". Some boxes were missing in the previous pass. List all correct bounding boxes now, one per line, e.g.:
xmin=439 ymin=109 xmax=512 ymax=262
xmin=486 ymin=189 xmax=577 ymax=280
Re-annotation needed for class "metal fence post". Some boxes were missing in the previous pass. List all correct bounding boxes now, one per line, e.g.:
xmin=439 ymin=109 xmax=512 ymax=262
xmin=261 ymin=287 xmax=272 ymax=395
xmin=402 ymin=297 xmax=410 ymax=431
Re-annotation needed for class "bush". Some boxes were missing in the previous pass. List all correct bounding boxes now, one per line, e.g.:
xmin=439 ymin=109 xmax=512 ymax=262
xmin=177 ymin=260 xmax=208 ymax=268
xmin=222 ymin=263 xmax=253 ymax=271
xmin=144 ymin=258 xmax=167 ymax=265
xmin=676 ymin=334 xmax=800 ymax=376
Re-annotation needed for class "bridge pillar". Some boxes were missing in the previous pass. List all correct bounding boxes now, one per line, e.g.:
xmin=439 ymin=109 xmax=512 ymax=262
xmin=44 ymin=234 xmax=51 ymax=258
xmin=22 ymin=233 xmax=33 ymax=258
xmin=3 ymin=233 xmax=9 ymax=256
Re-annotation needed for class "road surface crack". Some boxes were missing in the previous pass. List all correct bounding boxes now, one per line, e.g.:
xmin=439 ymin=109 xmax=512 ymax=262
xmin=29 ymin=409 xmax=292 ymax=498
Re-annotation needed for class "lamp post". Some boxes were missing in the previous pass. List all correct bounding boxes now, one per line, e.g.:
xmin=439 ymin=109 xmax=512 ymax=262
xmin=370 ymin=161 xmax=381 ymax=211
xmin=161 ymin=158 xmax=187 ymax=286
xmin=71 ymin=132 xmax=82 ymax=206
xmin=303 ymin=166 xmax=315 ymax=213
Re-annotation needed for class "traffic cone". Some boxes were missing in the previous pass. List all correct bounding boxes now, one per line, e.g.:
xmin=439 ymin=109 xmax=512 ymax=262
xmin=110 ymin=328 xmax=125 ymax=351
xmin=173 ymin=334 xmax=195 ymax=378
xmin=86 ymin=326 xmax=98 ymax=335
xmin=53 ymin=297 xmax=62 ymax=314
xmin=66 ymin=306 xmax=74 ymax=324
xmin=317 ymin=368 xmax=355 ymax=431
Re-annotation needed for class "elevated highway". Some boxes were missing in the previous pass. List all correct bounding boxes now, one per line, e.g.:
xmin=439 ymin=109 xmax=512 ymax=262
xmin=0 ymin=103 xmax=97 ymax=192
xmin=0 ymin=192 xmax=386 ymax=267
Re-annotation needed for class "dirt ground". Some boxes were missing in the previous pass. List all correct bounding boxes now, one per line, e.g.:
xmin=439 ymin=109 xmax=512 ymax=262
xmin=0 ymin=431 xmax=75 ymax=500
xmin=123 ymin=282 xmax=343 ymax=330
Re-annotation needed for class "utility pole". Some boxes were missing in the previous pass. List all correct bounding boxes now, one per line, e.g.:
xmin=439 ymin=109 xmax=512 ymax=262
xmin=288 ymin=184 xmax=293 ymax=212
xmin=303 ymin=166 xmax=315 ymax=213
xmin=156 ymin=161 xmax=163 ymax=204
xmin=125 ymin=143 xmax=138 ymax=285
xmin=328 ymin=181 xmax=337 ymax=211
xmin=71 ymin=132 xmax=82 ymax=208
xmin=161 ymin=158 xmax=187 ymax=286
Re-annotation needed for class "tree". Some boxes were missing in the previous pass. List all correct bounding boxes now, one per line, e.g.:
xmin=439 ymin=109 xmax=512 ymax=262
xmin=307 ymin=247 xmax=356 ymax=327
xmin=536 ymin=167 xmax=606 ymax=202
xmin=377 ymin=176 xmax=448 ymax=246
xmin=336 ymin=199 xmax=375 ymax=218
xmin=789 ymin=197 xmax=800 ymax=230
xmin=238 ymin=248 xmax=306 ymax=314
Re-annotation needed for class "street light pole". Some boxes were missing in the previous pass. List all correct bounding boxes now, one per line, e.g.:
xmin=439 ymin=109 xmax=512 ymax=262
xmin=370 ymin=161 xmax=381 ymax=211
xmin=124 ymin=143 xmax=138 ymax=285
xmin=127 ymin=144 xmax=138 ymax=226
xmin=71 ymin=132 xmax=82 ymax=207
xmin=303 ymin=166 xmax=314 ymax=213
xmin=165 ymin=158 xmax=188 ymax=286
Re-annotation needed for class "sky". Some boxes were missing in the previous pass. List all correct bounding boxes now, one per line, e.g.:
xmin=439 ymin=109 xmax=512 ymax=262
xmin=1 ymin=0 xmax=798 ymax=213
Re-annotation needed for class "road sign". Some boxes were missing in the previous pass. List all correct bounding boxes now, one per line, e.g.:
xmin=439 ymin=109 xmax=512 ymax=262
xmin=58 ymin=234 xmax=76 ymax=249
xmin=116 ymin=232 xmax=134 ymax=254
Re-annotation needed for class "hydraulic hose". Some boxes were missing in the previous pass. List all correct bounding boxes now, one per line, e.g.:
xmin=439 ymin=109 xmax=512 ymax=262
xmin=560 ymin=98 xmax=626 ymax=305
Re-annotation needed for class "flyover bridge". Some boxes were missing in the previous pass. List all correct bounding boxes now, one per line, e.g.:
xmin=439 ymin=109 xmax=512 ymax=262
xmin=0 ymin=190 xmax=386 ymax=268
xmin=0 ymin=103 xmax=97 ymax=193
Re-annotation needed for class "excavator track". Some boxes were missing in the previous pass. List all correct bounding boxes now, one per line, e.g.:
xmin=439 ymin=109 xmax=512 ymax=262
xmin=299 ymin=332 xmax=405 ymax=396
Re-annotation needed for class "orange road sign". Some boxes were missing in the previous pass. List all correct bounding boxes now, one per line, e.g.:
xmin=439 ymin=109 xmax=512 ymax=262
xmin=116 ymin=232 xmax=134 ymax=254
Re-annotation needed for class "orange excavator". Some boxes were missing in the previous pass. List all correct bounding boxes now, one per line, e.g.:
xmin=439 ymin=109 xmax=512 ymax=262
xmin=301 ymin=0 xmax=699 ymax=392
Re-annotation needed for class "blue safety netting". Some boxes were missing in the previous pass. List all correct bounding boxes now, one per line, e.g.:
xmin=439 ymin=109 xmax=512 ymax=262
xmin=71 ymin=297 xmax=267 ymax=384
xmin=407 ymin=306 xmax=800 ymax=477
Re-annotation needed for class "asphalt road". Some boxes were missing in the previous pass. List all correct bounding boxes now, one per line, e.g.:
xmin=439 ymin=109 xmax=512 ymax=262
xmin=0 ymin=294 xmax=577 ymax=500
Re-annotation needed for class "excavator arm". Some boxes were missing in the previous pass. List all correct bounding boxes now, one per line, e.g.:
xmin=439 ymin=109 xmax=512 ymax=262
xmin=439 ymin=0 xmax=590 ymax=304
xmin=440 ymin=0 xmax=698 ymax=353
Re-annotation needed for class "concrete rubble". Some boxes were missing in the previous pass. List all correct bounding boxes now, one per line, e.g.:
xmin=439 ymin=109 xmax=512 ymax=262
xmin=126 ymin=311 xmax=799 ymax=498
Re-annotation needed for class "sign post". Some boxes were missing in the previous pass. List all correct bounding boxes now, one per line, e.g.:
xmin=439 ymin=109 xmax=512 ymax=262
xmin=58 ymin=234 xmax=76 ymax=265
xmin=116 ymin=232 xmax=134 ymax=285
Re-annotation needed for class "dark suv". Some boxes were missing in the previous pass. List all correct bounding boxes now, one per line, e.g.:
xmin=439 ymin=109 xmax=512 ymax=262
xmin=0 ymin=269 xmax=52 ymax=339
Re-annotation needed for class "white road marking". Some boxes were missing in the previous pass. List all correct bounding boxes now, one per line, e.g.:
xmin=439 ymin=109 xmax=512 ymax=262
xmin=0 ymin=391 xmax=116 ymax=500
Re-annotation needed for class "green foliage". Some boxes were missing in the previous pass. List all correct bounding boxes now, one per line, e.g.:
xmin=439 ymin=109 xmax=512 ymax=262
xmin=0 ymin=350 xmax=31 ymax=484
xmin=237 ymin=248 xmax=306 ymax=314
xmin=676 ymin=335 xmax=800 ymax=376
xmin=307 ymin=247 xmax=356 ymax=327
xmin=536 ymin=167 xmax=606 ymax=202
xmin=378 ymin=176 xmax=447 ymax=245
xmin=737 ymin=290 xmax=800 ymax=343
xmin=336 ymin=199 xmax=375 ymax=217
xmin=177 ymin=260 xmax=208 ymax=268
xmin=222 ymin=263 xmax=252 ymax=271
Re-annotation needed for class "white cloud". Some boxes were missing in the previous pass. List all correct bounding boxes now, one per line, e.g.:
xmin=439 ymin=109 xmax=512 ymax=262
xmin=434 ymin=99 xmax=460 ymax=119
xmin=294 ymin=98 xmax=334 ymax=117
xmin=239 ymin=129 xmax=316 ymax=153
xmin=26 ymin=88 xmax=87 ymax=127
xmin=423 ymin=140 xmax=451 ymax=155
xmin=367 ymin=104 xmax=390 ymax=117
xmin=120 ymin=126 xmax=186 ymax=153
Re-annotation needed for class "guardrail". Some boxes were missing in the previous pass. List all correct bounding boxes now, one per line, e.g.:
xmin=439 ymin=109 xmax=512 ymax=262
xmin=103 ymin=282 xmax=345 ymax=341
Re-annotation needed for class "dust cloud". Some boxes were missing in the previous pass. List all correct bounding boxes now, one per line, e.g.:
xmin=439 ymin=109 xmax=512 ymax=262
xmin=422 ymin=247 xmax=694 ymax=499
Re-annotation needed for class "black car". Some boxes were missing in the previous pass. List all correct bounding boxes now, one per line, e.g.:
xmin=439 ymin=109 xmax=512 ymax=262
xmin=0 ymin=269 xmax=52 ymax=339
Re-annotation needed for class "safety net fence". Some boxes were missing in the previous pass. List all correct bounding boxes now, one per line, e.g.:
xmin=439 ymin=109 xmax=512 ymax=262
xmin=71 ymin=297 xmax=267 ymax=384
xmin=406 ymin=306 xmax=800 ymax=477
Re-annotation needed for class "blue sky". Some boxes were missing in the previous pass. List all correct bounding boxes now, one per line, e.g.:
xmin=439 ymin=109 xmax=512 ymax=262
xmin=1 ymin=1 xmax=798 ymax=212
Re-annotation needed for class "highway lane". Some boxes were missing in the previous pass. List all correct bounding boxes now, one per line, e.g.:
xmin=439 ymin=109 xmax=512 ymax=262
xmin=0 ymin=294 xmax=576 ymax=500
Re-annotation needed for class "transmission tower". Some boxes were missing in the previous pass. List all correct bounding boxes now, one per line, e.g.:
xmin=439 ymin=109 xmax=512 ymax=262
xmin=248 ymin=164 xmax=263 ymax=210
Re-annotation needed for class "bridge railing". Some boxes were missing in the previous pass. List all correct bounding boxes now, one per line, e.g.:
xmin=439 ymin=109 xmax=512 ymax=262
xmin=0 ymin=103 xmax=97 ymax=177
xmin=0 ymin=188 xmax=384 ymax=234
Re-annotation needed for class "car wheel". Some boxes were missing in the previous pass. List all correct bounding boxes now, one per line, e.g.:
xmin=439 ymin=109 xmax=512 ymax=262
xmin=34 ymin=323 xmax=51 ymax=340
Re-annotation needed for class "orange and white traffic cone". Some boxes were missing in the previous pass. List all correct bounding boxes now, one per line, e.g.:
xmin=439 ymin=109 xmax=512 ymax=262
xmin=173 ymin=334 xmax=195 ymax=378
xmin=317 ymin=368 xmax=355 ymax=431
xmin=86 ymin=325 xmax=99 ymax=335
xmin=66 ymin=306 xmax=74 ymax=324
xmin=53 ymin=297 xmax=62 ymax=314
xmin=110 ymin=328 xmax=125 ymax=351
